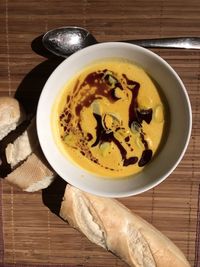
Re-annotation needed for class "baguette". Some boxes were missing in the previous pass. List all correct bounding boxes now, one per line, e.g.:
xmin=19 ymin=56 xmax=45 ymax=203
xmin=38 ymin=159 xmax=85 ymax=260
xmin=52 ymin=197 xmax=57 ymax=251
xmin=5 ymin=118 xmax=38 ymax=168
xmin=5 ymin=152 xmax=56 ymax=192
xmin=2 ymin=114 xmax=56 ymax=192
xmin=60 ymin=185 xmax=190 ymax=267
xmin=0 ymin=97 xmax=56 ymax=191
xmin=0 ymin=97 xmax=25 ymax=141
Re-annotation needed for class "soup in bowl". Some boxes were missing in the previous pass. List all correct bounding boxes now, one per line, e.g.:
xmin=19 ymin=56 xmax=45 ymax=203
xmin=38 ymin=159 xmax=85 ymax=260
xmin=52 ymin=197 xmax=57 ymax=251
xmin=52 ymin=58 xmax=165 ymax=178
xmin=37 ymin=42 xmax=192 ymax=197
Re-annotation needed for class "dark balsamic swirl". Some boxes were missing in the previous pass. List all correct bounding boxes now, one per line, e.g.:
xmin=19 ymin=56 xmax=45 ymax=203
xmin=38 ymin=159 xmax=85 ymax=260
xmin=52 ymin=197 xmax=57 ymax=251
xmin=59 ymin=69 xmax=153 ymax=169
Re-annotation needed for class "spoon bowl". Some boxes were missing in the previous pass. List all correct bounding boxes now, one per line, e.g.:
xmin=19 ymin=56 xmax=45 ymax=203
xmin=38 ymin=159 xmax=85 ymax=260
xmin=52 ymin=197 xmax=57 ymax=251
xmin=42 ymin=26 xmax=97 ymax=57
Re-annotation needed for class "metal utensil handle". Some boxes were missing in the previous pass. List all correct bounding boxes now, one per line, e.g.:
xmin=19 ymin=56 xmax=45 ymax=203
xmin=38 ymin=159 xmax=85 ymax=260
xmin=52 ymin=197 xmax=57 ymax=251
xmin=123 ymin=37 xmax=200 ymax=49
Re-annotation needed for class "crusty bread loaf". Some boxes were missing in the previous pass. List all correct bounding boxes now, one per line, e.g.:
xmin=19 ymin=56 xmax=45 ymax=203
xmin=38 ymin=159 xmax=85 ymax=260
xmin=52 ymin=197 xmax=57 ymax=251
xmin=3 ymin=115 xmax=56 ymax=192
xmin=5 ymin=118 xmax=38 ymax=168
xmin=0 ymin=97 xmax=56 ymax=191
xmin=5 ymin=152 xmax=56 ymax=192
xmin=0 ymin=97 xmax=25 ymax=140
xmin=60 ymin=185 xmax=190 ymax=267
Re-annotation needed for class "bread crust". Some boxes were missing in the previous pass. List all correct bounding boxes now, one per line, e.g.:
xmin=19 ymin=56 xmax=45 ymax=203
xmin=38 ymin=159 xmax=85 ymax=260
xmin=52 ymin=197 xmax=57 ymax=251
xmin=60 ymin=185 xmax=191 ymax=267
xmin=5 ymin=118 xmax=38 ymax=168
xmin=0 ymin=97 xmax=21 ymax=122
xmin=0 ymin=98 xmax=56 ymax=191
xmin=5 ymin=152 xmax=55 ymax=192
xmin=0 ymin=97 xmax=25 ymax=140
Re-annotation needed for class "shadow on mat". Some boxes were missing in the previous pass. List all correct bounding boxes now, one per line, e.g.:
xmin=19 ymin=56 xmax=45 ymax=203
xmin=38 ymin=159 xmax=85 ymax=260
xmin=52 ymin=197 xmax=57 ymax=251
xmin=15 ymin=35 xmax=66 ymax=216
xmin=0 ymin=35 xmax=67 ymax=216
xmin=29 ymin=36 xmax=67 ymax=216
xmin=0 ymin=36 xmax=63 ymax=178
xmin=42 ymin=176 xmax=67 ymax=217
xmin=15 ymin=35 xmax=64 ymax=114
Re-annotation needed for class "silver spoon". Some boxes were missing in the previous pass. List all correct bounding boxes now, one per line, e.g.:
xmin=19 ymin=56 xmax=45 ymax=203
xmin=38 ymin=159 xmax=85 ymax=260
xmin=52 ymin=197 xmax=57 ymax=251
xmin=42 ymin=26 xmax=200 ymax=57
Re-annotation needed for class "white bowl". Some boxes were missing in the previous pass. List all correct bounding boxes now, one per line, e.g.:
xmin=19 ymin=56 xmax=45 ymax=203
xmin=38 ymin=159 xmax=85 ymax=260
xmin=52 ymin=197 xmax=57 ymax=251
xmin=36 ymin=42 xmax=192 ymax=198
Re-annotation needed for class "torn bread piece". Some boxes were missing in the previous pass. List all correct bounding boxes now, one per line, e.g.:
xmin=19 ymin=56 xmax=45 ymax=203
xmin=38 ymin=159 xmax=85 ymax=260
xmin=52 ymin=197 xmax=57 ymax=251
xmin=60 ymin=185 xmax=191 ymax=267
xmin=5 ymin=118 xmax=38 ymax=168
xmin=5 ymin=152 xmax=56 ymax=192
xmin=0 ymin=97 xmax=25 ymax=141
xmin=0 ymin=98 xmax=56 ymax=192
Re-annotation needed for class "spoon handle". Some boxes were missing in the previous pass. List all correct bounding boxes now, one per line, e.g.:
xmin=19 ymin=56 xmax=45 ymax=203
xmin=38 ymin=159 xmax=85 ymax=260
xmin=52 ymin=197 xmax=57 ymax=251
xmin=123 ymin=37 xmax=200 ymax=49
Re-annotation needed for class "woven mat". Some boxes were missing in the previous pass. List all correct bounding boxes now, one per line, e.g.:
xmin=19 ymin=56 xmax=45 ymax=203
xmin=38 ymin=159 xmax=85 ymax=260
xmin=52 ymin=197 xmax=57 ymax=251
xmin=0 ymin=0 xmax=200 ymax=266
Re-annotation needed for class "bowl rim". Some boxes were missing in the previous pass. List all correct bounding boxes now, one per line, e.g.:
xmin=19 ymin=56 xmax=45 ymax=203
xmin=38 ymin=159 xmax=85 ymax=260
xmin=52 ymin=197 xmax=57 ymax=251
xmin=36 ymin=42 xmax=192 ymax=197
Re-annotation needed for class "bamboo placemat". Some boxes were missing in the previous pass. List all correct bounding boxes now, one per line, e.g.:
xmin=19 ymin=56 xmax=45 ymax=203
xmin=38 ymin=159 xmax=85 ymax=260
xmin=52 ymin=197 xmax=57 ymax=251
xmin=0 ymin=0 xmax=200 ymax=266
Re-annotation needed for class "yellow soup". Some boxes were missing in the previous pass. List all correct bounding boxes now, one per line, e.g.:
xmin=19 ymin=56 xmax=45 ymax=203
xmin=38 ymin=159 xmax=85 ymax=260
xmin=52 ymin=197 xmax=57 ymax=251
xmin=52 ymin=58 xmax=165 ymax=178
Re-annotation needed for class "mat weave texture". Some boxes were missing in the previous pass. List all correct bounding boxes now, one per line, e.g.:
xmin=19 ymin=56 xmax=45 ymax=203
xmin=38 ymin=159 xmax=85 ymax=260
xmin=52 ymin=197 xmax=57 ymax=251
xmin=0 ymin=0 xmax=200 ymax=266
